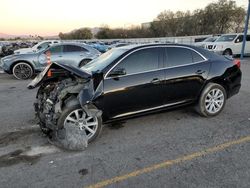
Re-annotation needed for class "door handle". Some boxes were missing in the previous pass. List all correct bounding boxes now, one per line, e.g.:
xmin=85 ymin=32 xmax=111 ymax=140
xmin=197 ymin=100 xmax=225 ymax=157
xmin=151 ymin=78 xmax=161 ymax=84
xmin=196 ymin=70 xmax=206 ymax=75
xmin=58 ymin=55 xmax=62 ymax=57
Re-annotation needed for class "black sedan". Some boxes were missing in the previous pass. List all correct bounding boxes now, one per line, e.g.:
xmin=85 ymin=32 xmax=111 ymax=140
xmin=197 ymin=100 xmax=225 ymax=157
xmin=28 ymin=44 xmax=242 ymax=143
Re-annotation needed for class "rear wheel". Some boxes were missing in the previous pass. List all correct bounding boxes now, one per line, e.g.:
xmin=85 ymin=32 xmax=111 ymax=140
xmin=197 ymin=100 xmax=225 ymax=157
xmin=196 ymin=83 xmax=226 ymax=117
xmin=57 ymin=104 xmax=102 ymax=143
xmin=12 ymin=62 xmax=33 ymax=80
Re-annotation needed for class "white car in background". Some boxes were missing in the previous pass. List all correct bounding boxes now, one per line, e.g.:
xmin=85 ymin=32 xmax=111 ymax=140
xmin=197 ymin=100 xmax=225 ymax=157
xmin=194 ymin=36 xmax=219 ymax=48
xmin=14 ymin=40 xmax=60 ymax=54
xmin=205 ymin=33 xmax=250 ymax=56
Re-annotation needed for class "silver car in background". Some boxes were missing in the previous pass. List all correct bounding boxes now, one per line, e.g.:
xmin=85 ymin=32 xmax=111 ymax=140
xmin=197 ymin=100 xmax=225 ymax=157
xmin=0 ymin=43 xmax=101 ymax=79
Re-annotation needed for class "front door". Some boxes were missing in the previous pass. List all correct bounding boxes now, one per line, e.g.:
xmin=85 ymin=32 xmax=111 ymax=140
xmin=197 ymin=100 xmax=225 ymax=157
xmin=103 ymin=47 xmax=165 ymax=119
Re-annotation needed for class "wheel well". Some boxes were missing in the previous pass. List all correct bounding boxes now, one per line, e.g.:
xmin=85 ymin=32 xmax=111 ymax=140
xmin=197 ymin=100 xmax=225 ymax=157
xmin=223 ymin=48 xmax=233 ymax=55
xmin=10 ymin=60 xmax=34 ymax=74
xmin=79 ymin=59 xmax=92 ymax=67
xmin=207 ymin=80 xmax=229 ymax=98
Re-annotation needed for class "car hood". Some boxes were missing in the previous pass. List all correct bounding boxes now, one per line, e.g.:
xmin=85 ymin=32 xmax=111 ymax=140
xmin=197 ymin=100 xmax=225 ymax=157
xmin=27 ymin=62 xmax=92 ymax=89
xmin=4 ymin=52 xmax=38 ymax=60
xmin=14 ymin=48 xmax=34 ymax=54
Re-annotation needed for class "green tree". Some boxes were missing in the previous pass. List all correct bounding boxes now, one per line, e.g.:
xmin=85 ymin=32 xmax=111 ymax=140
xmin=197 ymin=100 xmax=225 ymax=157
xmin=58 ymin=28 xmax=93 ymax=39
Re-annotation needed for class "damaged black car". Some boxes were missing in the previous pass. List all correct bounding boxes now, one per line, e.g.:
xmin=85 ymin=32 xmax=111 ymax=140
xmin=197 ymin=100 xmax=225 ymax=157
xmin=28 ymin=44 xmax=242 ymax=145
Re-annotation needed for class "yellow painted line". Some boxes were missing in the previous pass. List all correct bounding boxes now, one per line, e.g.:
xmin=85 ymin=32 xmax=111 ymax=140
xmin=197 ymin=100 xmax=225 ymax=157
xmin=86 ymin=135 xmax=250 ymax=188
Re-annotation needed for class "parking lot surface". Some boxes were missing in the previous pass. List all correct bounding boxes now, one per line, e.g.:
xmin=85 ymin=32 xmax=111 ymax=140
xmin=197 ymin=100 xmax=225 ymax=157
xmin=0 ymin=59 xmax=250 ymax=188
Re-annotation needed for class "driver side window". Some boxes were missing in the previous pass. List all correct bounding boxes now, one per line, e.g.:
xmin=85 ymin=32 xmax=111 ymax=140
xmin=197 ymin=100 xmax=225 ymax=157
xmin=110 ymin=48 xmax=159 ymax=76
xmin=235 ymin=35 xmax=243 ymax=43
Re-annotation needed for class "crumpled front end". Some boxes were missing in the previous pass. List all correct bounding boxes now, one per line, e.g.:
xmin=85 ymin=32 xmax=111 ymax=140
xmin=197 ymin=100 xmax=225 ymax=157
xmin=29 ymin=62 xmax=103 ymax=150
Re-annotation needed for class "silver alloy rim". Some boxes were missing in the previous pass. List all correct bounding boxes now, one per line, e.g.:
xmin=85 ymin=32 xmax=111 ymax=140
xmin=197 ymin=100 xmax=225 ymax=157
xmin=13 ymin=63 xmax=33 ymax=79
xmin=205 ymin=88 xmax=224 ymax=114
xmin=64 ymin=109 xmax=98 ymax=140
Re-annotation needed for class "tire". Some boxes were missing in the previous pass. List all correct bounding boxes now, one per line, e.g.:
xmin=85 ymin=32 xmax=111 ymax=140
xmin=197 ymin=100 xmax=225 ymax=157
xmin=196 ymin=83 xmax=227 ymax=117
xmin=39 ymin=122 xmax=52 ymax=135
xmin=223 ymin=49 xmax=232 ymax=56
xmin=79 ymin=59 xmax=91 ymax=68
xmin=12 ymin=62 xmax=33 ymax=80
xmin=57 ymin=103 xmax=102 ymax=143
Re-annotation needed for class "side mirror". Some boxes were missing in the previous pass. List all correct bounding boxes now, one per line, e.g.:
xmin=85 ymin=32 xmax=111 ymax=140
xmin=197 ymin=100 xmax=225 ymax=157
xmin=109 ymin=68 xmax=126 ymax=77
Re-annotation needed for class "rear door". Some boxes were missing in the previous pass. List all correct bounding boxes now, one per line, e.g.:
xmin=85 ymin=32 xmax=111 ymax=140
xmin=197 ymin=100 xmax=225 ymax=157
xmin=103 ymin=47 xmax=165 ymax=119
xmin=163 ymin=46 xmax=210 ymax=104
xmin=62 ymin=45 xmax=90 ymax=67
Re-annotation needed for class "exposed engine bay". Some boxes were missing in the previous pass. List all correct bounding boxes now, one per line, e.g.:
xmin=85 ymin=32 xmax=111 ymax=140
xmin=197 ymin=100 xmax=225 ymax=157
xmin=28 ymin=63 xmax=103 ymax=150
xmin=35 ymin=77 xmax=84 ymax=130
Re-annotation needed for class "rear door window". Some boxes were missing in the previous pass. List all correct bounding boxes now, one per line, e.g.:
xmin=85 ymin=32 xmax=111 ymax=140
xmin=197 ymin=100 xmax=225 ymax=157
xmin=166 ymin=47 xmax=192 ymax=67
xmin=246 ymin=35 xmax=250 ymax=41
xmin=192 ymin=51 xmax=204 ymax=62
xmin=166 ymin=47 xmax=204 ymax=67
xmin=63 ymin=45 xmax=88 ymax=52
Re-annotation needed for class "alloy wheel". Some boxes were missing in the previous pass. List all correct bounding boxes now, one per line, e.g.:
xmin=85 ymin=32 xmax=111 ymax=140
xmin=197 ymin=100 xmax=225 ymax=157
xmin=13 ymin=63 xmax=33 ymax=79
xmin=205 ymin=88 xmax=225 ymax=114
xmin=64 ymin=109 xmax=98 ymax=140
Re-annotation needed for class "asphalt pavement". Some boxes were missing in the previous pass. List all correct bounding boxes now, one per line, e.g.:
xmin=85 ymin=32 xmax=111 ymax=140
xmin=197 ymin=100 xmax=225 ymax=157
xmin=0 ymin=59 xmax=250 ymax=188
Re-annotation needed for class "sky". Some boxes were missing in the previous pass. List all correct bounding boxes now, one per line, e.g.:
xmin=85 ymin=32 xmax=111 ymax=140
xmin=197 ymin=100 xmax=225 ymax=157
xmin=0 ymin=0 xmax=247 ymax=36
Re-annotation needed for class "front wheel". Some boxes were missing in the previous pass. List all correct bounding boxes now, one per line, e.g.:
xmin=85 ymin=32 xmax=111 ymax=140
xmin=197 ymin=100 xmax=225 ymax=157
xmin=223 ymin=49 xmax=232 ymax=56
xmin=57 ymin=104 xmax=102 ymax=143
xmin=12 ymin=62 xmax=33 ymax=80
xmin=196 ymin=83 xmax=227 ymax=117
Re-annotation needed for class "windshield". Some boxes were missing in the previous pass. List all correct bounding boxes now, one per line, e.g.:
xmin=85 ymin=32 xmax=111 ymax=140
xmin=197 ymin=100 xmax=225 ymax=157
xmin=32 ymin=42 xmax=51 ymax=51
xmin=81 ymin=48 xmax=127 ymax=73
xmin=203 ymin=37 xmax=217 ymax=42
xmin=216 ymin=35 xmax=237 ymax=42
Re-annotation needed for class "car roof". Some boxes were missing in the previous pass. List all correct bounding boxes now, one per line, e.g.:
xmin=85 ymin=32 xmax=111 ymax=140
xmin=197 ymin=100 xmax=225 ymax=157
xmin=49 ymin=42 xmax=88 ymax=47
xmin=117 ymin=43 xmax=197 ymax=51
xmin=115 ymin=43 xmax=226 ymax=61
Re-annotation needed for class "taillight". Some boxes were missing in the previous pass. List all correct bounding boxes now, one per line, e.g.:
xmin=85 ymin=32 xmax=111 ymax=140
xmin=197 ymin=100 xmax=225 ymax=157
xmin=233 ymin=59 xmax=241 ymax=68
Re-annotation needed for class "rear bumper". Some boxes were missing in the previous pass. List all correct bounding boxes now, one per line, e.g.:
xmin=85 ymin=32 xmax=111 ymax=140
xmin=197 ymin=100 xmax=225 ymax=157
xmin=227 ymin=69 xmax=242 ymax=98
xmin=228 ymin=84 xmax=241 ymax=98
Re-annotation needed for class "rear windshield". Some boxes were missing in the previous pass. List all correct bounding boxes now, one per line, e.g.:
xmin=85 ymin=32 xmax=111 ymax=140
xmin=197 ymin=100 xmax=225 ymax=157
xmin=216 ymin=35 xmax=237 ymax=42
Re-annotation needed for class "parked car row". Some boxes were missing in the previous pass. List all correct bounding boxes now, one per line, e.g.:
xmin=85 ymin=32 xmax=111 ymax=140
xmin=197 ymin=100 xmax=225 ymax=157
xmin=1 ymin=33 xmax=247 ymax=80
xmin=0 ymin=40 xmax=132 ymax=79
xmin=0 ymin=42 xmax=101 ymax=79
xmin=0 ymin=41 xmax=36 ymax=57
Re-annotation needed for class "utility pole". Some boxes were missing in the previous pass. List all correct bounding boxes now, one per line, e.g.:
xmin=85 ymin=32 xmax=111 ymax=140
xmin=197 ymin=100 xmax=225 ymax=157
xmin=241 ymin=0 xmax=250 ymax=59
